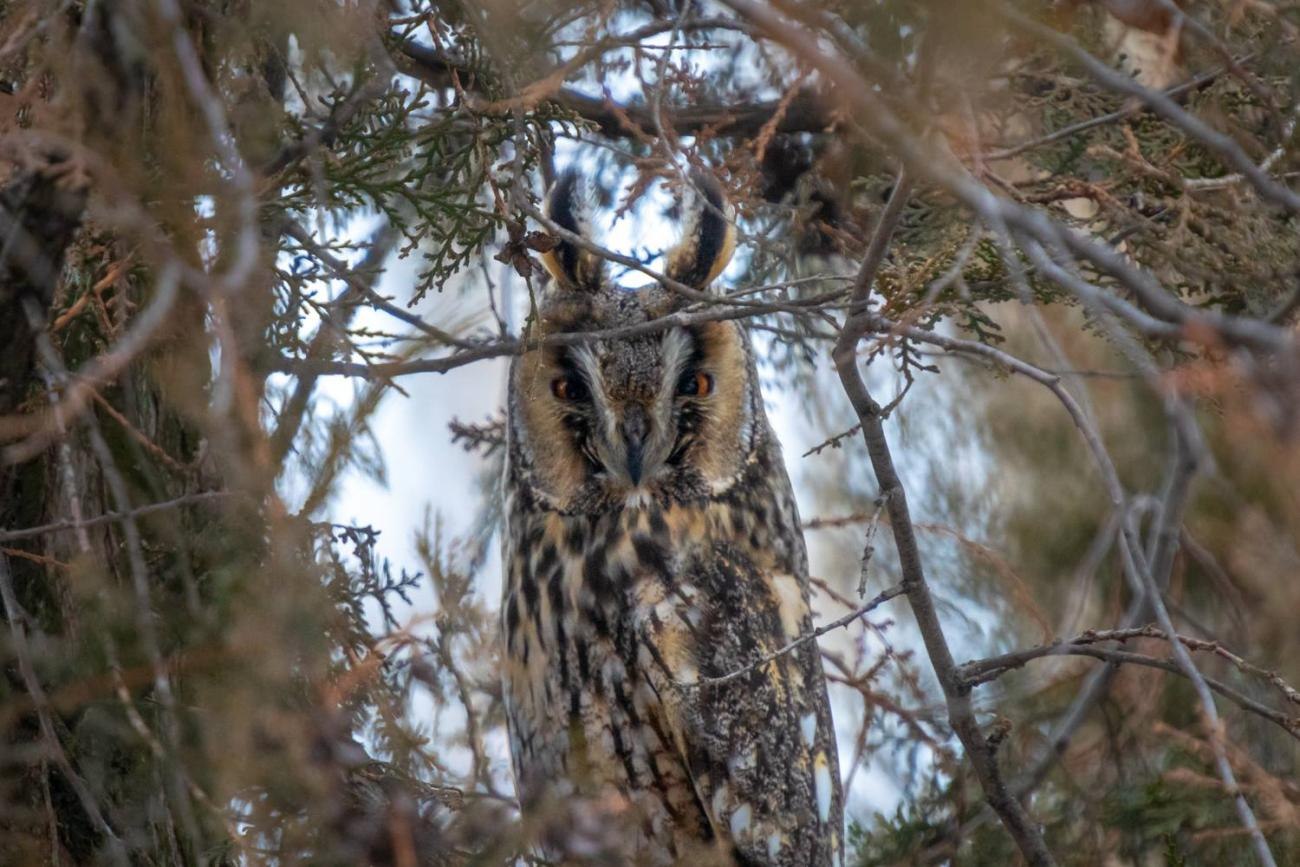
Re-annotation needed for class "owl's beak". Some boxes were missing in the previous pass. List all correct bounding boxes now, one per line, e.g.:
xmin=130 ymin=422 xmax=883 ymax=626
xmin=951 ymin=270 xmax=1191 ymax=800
xmin=621 ymin=407 xmax=648 ymax=485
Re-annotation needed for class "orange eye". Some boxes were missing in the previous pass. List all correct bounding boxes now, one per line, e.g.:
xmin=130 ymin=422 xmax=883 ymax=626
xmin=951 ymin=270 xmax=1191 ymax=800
xmin=678 ymin=371 xmax=713 ymax=398
xmin=551 ymin=375 xmax=588 ymax=401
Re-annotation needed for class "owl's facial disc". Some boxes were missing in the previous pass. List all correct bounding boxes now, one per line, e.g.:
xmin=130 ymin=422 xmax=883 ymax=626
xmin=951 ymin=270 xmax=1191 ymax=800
xmin=561 ymin=327 xmax=701 ymax=492
xmin=513 ymin=318 xmax=752 ymax=510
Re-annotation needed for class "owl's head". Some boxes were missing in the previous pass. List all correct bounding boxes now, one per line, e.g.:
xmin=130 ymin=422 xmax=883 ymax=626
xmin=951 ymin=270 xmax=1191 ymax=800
xmin=507 ymin=170 xmax=764 ymax=514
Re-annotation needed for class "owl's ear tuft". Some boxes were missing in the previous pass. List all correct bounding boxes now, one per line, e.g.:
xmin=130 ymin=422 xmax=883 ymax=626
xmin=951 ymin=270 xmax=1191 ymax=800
xmin=540 ymin=170 xmax=604 ymax=293
xmin=665 ymin=170 xmax=736 ymax=290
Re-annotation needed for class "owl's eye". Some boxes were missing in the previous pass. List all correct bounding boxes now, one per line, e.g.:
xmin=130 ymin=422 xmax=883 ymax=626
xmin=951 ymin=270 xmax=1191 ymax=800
xmin=677 ymin=371 xmax=714 ymax=398
xmin=551 ymin=375 xmax=588 ymax=402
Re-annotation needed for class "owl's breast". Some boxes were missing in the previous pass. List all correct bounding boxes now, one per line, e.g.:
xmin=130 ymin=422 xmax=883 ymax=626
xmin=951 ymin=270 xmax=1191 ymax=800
xmin=500 ymin=467 xmax=811 ymax=862
xmin=501 ymin=504 xmax=724 ymax=860
xmin=501 ymin=479 xmax=804 ymax=718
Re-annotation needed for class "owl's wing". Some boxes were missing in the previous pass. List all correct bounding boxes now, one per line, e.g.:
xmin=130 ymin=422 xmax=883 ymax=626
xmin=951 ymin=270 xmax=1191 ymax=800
xmin=633 ymin=547 xmax=844 ymax=866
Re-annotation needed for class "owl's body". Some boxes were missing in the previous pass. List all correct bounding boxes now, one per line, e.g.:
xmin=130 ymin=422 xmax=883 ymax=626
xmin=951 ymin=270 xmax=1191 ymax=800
xmin=502 ymin=172 xmax=843 ymax=866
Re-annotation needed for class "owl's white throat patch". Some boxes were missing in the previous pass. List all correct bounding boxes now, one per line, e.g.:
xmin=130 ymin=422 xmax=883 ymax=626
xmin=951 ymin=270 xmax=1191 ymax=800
xmin=623 ymin=488 xmax=654 ymax=510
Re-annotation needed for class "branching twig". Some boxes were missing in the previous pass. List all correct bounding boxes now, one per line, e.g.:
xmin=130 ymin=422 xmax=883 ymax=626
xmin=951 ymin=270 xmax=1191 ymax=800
xmin=1000 ymin=6 xmax=1300 ymax=215
xmin=0 ymin=261 xmax=182 ymax=463
xmin=270 ymin=290 xmax=837 ymax=380
xmin=957 ymin=626 xmax=1300 ymax=740
xmin=984 ymin=56 xmax=1250 ymax=162
xmin=820 ymin=154 xmax=1057 ymax=863
xmin=689 ymin=584 xmax=905 ymax=690
xmin=0 ymin=491 xmax=233 ymax=544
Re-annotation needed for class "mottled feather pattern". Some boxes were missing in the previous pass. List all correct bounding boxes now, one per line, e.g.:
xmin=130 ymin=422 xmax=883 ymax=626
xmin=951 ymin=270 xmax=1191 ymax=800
xmin=502 ymin=170 xmax=843 ymax=865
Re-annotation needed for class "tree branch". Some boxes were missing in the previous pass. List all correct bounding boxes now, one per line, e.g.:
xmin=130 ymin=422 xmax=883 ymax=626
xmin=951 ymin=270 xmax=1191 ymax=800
xmin=983 ymin=55 xmax=1250 ymax=162
xmin=999 ymin=5 xmax=1300 ymax=214
xmin=956 ymin=626 xmax=1300 ymax=740
xmin=394 ymin=37 xmax=833 ymax=139
xmin=825 ymin=161 xmax=1058 ymax=864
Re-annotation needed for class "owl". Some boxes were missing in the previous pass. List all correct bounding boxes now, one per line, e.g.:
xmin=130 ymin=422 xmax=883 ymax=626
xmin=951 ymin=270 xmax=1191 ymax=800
xmin=501 ymin=169 xmax=844 ymax=866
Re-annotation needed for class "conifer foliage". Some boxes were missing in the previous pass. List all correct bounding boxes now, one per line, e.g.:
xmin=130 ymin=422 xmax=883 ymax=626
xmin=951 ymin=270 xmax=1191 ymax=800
xmin=0 ymin=1 xmax=1298 ymax=864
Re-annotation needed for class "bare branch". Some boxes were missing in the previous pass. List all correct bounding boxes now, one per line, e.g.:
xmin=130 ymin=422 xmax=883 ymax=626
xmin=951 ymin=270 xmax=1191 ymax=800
xmin=393 ymin=26 xmax=835 ymax=140
xmin=0 ymin=491 xmax=234 ymax=545
xmin=984 ymin=56 xmax=1248 ymax=162
xmin=820 ymin=156 xmax=1058 ymax=862
xmin=689 ymin=584 xmax=905 ymax=689
xmin=957 ymin=625 xmax=1300 ymax=740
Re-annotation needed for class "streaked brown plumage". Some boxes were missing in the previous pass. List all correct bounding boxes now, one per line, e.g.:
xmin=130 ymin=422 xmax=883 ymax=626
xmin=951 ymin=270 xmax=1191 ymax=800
xmin=502 ymin=170 xmax=843 ymax=865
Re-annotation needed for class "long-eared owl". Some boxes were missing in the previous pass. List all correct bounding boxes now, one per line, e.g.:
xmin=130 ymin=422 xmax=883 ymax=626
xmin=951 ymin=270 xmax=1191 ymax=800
xmin=501 ymin=169 xmax=844 ymax=865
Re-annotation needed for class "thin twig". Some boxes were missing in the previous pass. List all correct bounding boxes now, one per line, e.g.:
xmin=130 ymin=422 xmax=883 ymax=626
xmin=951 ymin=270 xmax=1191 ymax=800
xmin=957 ymin=627 xmax=1300 ymax=740
xmin=984 ymin=57 xmax=1249 ymax=162
xmin=1 ymin=261 xmax=182 ymax=463
xmin=689 ymin=584 xmax=905 ymax=689
xmin=270 ymin=290 xmax=837 ymax=380
xmin=0 ymin=491 xmax=233 ymax=544
xmin=1000 ymin=6 xmax=1300 ymax=214
xmin=283 ymin=221 xmax=471 ymax=349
